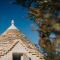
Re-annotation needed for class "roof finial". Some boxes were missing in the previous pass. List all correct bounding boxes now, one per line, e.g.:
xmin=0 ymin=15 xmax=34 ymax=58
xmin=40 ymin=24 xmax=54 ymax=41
xmin=11 ymin=20 xmax=14 ymax=25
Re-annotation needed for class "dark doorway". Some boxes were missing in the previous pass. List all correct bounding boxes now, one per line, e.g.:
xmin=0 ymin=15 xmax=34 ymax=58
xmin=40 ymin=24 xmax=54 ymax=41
xmin=13 ymin=53 xmax=22 ymax=60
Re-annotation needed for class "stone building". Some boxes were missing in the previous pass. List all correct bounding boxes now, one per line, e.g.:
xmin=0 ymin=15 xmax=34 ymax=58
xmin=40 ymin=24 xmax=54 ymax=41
xmin=0 ymin=20 xmax=45 ymax=60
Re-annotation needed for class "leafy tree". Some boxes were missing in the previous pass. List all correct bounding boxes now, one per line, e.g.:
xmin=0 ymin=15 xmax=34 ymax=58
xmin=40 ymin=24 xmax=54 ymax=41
xmin=15 ymin=0 xmax=60 ymax=60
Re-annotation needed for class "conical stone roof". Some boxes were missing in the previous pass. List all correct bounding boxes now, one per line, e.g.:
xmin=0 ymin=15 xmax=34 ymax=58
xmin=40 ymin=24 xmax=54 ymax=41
xmin=0 ymin=20 xmax=45 ymax=60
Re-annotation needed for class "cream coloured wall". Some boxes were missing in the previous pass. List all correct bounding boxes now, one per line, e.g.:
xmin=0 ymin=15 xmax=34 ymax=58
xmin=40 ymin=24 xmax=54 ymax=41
xmin=0 ymin=41 xmax=41 ymax=60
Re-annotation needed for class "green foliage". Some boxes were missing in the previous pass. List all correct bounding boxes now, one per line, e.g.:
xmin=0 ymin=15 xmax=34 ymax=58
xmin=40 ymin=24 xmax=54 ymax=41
xmin=16 ymin=0 xmax=60 ymax=60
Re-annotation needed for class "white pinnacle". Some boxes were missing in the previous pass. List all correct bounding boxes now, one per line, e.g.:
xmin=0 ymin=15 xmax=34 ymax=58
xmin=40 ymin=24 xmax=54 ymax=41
xmin=11 ymin=20 xmax=14 ymax=25
xmin=8 ymin=20 xmax=18 ymax=30
xmin=1 ymin=20 xmax=19 ymax=36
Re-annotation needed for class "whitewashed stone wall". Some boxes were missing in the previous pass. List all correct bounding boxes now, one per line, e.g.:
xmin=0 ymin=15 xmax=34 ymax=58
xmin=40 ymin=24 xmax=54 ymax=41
xmin=0 ymin=42 xmax=41 ymax=60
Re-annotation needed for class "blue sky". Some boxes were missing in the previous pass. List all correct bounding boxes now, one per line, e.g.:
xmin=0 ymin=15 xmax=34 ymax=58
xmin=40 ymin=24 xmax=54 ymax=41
xmin=0 ymin=0 xmax=39 ymax=44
